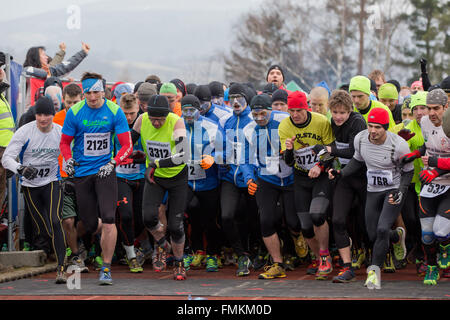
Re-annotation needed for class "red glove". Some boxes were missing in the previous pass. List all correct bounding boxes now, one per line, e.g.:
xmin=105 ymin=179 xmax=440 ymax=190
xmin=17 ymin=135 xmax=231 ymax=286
xmin=399 ymin=150 xmax=421 ymax=164
xmin=419 ymin=169 xmax=439 ymax=184
xmin=247 ymin=179 xmax=258 ymax=195
xmin=397 ymin=129 xmax=416 ymax=141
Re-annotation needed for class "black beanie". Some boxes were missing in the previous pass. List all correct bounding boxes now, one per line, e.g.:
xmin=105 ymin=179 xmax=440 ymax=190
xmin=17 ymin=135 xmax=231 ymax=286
xmin=186 ymin=83 xmax=197 ymax=95
xmin=271 ymin=89 xmax=288 ymax=104
xmin=441 ymin=76 xmax=450 ymax=93
xmin=181 ymin=94 xmax=201 ymax=110
xmin=133 ymin=81 xmax=143 ymax=94
xmin=208 ymin=81 xmax=224 ymax=97
xmin=245 ymin=85 xmax=257 ymax=104
xmin=194 ymin=85 xmax=211 ymax=102
xmin=228 ymin=83 xmax=249 ymax=103
xmin=250 ymin=93 xmax=272 ymax=110
xmin=263 ymin=83 xmax=278 ymax=94
xmin=35 ymin=96 xmax=55 ymax=115
xmin=43 ymin=76 xmax=63 ymax=92
xmin=147 ymin=94 xmax=170 ymax=117
xmin=170 ymin=78 xmax=186 ymax=96
xmin=266 ymin=65 xmax=285 ymax=82
xmin=387 ymin=79 xmax=401 ymax=93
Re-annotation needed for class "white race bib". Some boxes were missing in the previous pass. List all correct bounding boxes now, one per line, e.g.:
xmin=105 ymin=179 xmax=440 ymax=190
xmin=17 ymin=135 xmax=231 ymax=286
xmin=336 ymin=141 xmax=350 ymax=165
xmin=146 ymin=141 xmax=171 ymax=160
xmin=188 ymin=163 xmax=206 ymax=180
xmin=116 ymin=163 xmax=140 ymax=175
xmin=31 ymin=164 xmax=52 ymax=184
xmin=367 ymin=170 xmax=393 ymax=187
xmin=262 ymin=155 xmax=292 ymax=178
xmin=420 ymin=182 xmax=450 ymax=198
xmin=294 ymin=146 xmax=319 ymax=171
xmin=84 ymin=132 xmax=110 ymax=157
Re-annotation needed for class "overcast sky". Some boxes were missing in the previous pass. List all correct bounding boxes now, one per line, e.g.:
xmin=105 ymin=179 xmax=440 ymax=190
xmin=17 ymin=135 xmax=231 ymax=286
xmin=1 ymin=0 xmax=264 ymax=83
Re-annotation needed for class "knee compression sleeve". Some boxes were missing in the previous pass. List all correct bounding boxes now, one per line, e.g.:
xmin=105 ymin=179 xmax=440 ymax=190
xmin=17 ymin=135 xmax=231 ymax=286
xmin=168 ymin=213 xmax=185 ymax=244
xmin=310 ymin=197 xmax=329 ymax=227
xmin=421 ymin=217 xmax=436 ymax=245
xmin=433 ymin=215 xmax=450 ymax=241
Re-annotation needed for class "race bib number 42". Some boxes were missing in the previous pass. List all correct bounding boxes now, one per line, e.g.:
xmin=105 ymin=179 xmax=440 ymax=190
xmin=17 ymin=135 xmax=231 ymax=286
xmin=84 ymin=132 xmax=110 ymax=157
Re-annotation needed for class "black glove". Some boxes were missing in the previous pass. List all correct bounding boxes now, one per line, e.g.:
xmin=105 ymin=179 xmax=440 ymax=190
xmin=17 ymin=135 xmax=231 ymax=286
xmin=312 ymin=145 xmax=327 ymax=156
xmin=65 ymin=158 xmax=79 ymax=177
xmin=130 ymin=150 xmax=146 ymax=164
xmin=329 ymin=169 xmax=341 ymax=180
xmin=17 ymin=165 xmax=38 ymax=180
xmin=97 ymin=161 xmax=116 ymax=179
xmin=420 ymin=58 xmax=427 ymax=74
xmin=389 ymin=189 xmax=403 ymax=205
xmin=62 ymin=178 xmax=76 ymax=196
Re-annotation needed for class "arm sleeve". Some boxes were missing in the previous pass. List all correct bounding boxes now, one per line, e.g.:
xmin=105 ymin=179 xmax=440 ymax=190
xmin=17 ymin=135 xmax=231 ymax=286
xmin=436 ymin=158 xmax=450 ymax=171
xmin=49 ymin=50 xmax=87 ymax=77
xmin=421 ymin=72 xmax=432 ymax=91
xmin=131 ymin=129 xmax=140 ymax=145
xmin=60 ymin=133 xmax=74 ymax=161
xmin=156 ymin=136 xmax=189 ymax=168
xmin=1 ymin=128 xmax=26 ymax=173
xmin=399 ymin=170 xmax=414 ymax=193
xmin=49 ymin=50 xmax=66 ymax=67
xmin=283 ymin=149 xmax=295 ymax=167
xmin=114 ymin=131 xmax=132 ymax=165
xmin=341 ymin=158 xmax=365 ymax=177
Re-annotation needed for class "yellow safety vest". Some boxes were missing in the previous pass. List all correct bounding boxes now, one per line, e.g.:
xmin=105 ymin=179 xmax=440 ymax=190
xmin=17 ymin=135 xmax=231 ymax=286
xmin=0 ymin=93 xmax=15 ymax=147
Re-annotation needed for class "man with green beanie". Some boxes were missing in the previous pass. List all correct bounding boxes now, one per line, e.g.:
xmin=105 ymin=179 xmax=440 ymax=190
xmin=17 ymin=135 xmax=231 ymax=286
xmin=349 ymin=75 xmax=396 ymax=131
xmin=159 ymin=82 xmax=182 ymax=116
xmin=379 ymin=83 xmax=402 ymax=124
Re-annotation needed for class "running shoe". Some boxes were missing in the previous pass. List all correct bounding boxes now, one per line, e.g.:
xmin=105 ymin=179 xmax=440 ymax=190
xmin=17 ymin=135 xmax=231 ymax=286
xmin=191 ymin=250 xmax=206 ymax=269
xmin=94 ymin=256 xmax=103 ymax=271
xmin=99 ymin=266 xmax=113 ymax=285
xmin=383 ymin=251 xmax=395 ymax=273
xmin=258 ymin=263 xmax=287 ymax=279
xmin=153 ymin=246 xmax=167 ymax=272
xmin=205 ymin=255 xmax=219 ymax=272
xmin=365 ymin=268 xmax=381 ymax=290
xmin=134 ymin=247 xmax=147 ymax=267
xmin=70 ymin=255 xmax=89 ymax=273
xmin=416 ymin=259 xmax=428 ymax=277
xmin=423 ymin=265 xmax=440 ymax=285
xmin=292 ymin=233 xmax=308 ymax=258
xmin=183 ymin=253 xmax=194 ymax=271
xmin=173 ymin=261 xmax=187 ymax=280
xmin=438 ymin=243 xmax=450 ymax=269
xmin=306 ymin=259 xmax=319 ymax=275
xmin=283 ymin=254 xmax=296 ymax=271
xmin=55 ymin=266 xmax=67 ymax=284
xmin=127 ymin=257 xmax=143 ymax=273
xmin=253 ymin=252 xmax=269 ymax=271
xmin=332 ymin=267 xmax=356 ymax=283
xmin=236 ymin=255 xmax=252 ymax=277
xmin=442 ymin=266 xmax=450 ymax=278
xmin=351 ymin=248 xmax=366 ymax=270
xmin=316 ymin=255 xmax=332 ymax=280
xmin=392 ymin=227 xmax=407 ymax=261
xmin=223 ymin=248 xmax=238 ymax=266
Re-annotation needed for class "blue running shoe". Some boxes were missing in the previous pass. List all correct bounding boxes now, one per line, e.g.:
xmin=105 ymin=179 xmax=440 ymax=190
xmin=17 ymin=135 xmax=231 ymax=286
xmin=99 ymin=267 xmax=113 ymax=285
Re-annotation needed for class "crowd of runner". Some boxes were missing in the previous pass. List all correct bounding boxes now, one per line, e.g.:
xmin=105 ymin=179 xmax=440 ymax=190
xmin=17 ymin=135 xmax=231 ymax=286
xmin=0 ymin=45 xmax=449 ymax=290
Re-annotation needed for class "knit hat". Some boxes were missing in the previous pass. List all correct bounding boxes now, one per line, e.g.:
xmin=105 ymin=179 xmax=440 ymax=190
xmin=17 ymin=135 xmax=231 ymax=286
xmin=250 ymin=94 xmax=272 ymax=110
xmin=410 ymin=80 xmax=423 ymax=90
xmin=228 ymin=83 xmax=249 ymax=103
xmin=113 ymin=83 xmax=133 ymax=102
xmin=181 ymin=94 xmax=201 ymax=110
xmin=426 ymin=88 xmax=448 ymax=106
xmin=159 ymin=83 xmax=177 ymax=96
xmin=170 ymin=78 xmax=186 ymax=97
xmin=387 ymin=79 xmax=401 ymax=93
xmin=349 ymin=76 xmax=371 ymax=96
xmin=262 ymin=83 xmax=278 ymax=95
xmin=288 ymin=91 xmax=308 ymax=110
xmin=368 ymin=107 xmax=389 ymax=130
xmin=194 ymin=85 xmax=212 ymax=102
xmin=378 ymin=83 xmax=399 ymax=100
xmin=271 ymin=89 xmax=288 ymax=104
xmin=133 ymin=81 xmax=143 ymax=94
xmin=137 ymin=82 xmax=157 ymax=103
xmin=441 ymin=76 xmax=450 ymax=93
xmin=266 ymin=65 xmax=285 ymax=82
xmin=209 ymin=81 xmax=224 ymax=97
xmin=145 ymin=75 xmax=161 ymax=84
xmin=410 ymin=91 xmax=428 ymax=110
xmin=35 ymin=96 xmax=55 ymax=115
xmin=147 ymin=95 xmax=170 ymax=117
xmin=186 ymin=83 xmax=197 ymax=95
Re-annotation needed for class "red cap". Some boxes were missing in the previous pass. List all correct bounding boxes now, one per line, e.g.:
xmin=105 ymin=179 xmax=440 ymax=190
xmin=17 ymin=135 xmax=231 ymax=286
xmin=288 ymin=91 xmax=308 ymax=110
xmin=368 ymin=107 xmax=389 ymax=126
